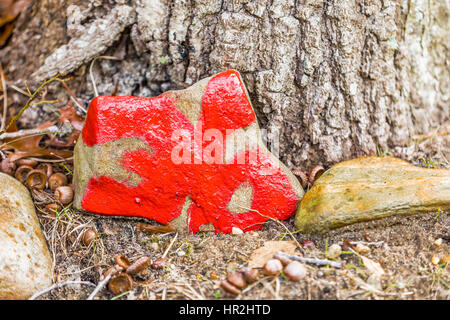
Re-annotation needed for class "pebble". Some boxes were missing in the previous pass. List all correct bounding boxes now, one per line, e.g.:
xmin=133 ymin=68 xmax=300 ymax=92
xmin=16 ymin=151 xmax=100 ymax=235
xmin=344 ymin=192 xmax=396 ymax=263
xmin=284 ymin=261 xmax=307 ymax=281
xmin=433 ymin=238 xmax=443 ymax=247
xmin=355 ymin=243 xmax=371 ymax=254
xmin=326 ymin=244 xmax=342 ymax=260
xmin=0 ymin=173 xmax=53 ymax=299
xmin=231 ymin=227 xmax=243 ymax=235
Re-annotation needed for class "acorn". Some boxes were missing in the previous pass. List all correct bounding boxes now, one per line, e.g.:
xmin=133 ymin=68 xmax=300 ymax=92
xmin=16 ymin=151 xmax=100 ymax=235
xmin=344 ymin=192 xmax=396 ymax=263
xmin=292 ymin=169 xmax=309 ymax=190
xmin=102 ymin=265 xmax=123 ymax=280
xmin=114 ymin=255 xmax=131 ymax=270
xmin=15 ymin=158 xmax=38 ymax=168
xmin=108 ymin=273 xmax=133 ymax=295
xmin=126 ymin=256 xmax=150 ymax=275
xmin=45 ymin=203 xmax=62 ymax=215
xmin=26 ymin=169 xmax=47 ymax=190
xmin=220 ymin=280 xmax=241 ymax=295
xmin=241 ymin=268 xmax=259 ymax=283
xmin=54 ymin=185 xmax=73 ymax=204
xmin=308 ymin=165 xmax=325 ymax=186
xmin=0 ymin=158 xmax=16 ymax=176
xmin=226 ymin=272 xmax=247 ymax=289
xmin=15 ymin=165 xmax=33 ymax=183
xmin=82 ymin=228 xmax=97 ymax=246
xmin=48 ymin=173 xmax=68 ymax=191
xmin=284 ymin=261 xmax=307 ymax=281
xmin=36 ymin=163 xmax=53 ymax=177
xmin=263 ymin=259 xmax=283 ymax=276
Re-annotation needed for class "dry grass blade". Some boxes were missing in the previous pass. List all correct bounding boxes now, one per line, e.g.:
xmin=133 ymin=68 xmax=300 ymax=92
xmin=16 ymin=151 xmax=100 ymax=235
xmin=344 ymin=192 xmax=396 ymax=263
xmin=0 ymin=63 xmax=7 ymax=132
xmin=238 ymin=205 xmax=304 ymax=253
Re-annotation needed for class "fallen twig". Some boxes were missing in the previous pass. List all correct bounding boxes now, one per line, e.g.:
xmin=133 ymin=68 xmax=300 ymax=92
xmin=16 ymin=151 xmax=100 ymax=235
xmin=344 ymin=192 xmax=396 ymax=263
xmin=274 ymin=251 xmax=341 ymax=268
xmin=0 ymin=125 xmax=70 ymax=140
xmin=338 ymin=240 xmax=384 ymax=248
xmin=0 ymin=63 xmax=7 ymax=132
xmin=1 ymin=74 xmax=69 ymax=133
xmin=89 ymin=55 xmax=121 ymax=97
xmin=28 ymin=280 xmax=95 ymax=300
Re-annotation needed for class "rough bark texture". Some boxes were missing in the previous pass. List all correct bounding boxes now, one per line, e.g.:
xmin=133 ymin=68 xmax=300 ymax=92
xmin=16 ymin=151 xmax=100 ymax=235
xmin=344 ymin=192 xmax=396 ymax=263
xmin=1 ymin=0 xmax=448 ymax=168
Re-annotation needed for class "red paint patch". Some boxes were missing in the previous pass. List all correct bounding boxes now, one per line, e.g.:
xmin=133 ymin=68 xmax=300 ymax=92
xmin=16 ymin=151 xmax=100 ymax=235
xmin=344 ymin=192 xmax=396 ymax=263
xmin=80 ymin=70 xmax=299 ymax=233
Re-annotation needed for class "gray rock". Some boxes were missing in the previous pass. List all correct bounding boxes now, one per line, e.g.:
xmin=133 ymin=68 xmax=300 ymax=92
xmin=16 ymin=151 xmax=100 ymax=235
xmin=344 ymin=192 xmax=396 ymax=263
xmin=0 ymin=173 xmax=53 ymax=299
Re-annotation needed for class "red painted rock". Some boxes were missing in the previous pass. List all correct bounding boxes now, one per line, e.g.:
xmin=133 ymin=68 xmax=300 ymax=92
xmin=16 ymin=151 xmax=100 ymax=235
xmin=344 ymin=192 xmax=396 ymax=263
xmin=74 ymin=70 xmax=304 ymax=233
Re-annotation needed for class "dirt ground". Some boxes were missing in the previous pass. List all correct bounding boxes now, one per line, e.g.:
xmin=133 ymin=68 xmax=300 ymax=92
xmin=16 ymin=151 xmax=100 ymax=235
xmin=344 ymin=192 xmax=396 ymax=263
xmin=26 ymin=132 xmax=449 ymax=300
xmin=33 ymin=203 xmax=449 ymax=300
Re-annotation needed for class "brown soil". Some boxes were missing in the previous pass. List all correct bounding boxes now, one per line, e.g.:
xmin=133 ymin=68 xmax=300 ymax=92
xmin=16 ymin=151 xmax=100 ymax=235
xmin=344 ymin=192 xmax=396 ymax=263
xmin=34 ymin=206 xmax=449 ymax=300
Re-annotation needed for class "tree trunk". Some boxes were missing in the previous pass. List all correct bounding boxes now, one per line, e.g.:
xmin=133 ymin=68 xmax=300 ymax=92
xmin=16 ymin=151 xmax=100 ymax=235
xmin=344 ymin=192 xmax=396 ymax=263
xmin=1 ymin=0 xmax=448 ymax=168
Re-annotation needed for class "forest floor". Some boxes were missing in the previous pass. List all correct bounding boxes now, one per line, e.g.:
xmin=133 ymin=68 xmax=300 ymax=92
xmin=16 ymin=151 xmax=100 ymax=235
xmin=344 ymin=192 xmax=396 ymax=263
xmin=2 ymin=72 xmax=449 ymax=301
xmin=32 ymin=140 xmax=449 ymax=300
xmin=36 ymin=206 xmax=449 ymax=300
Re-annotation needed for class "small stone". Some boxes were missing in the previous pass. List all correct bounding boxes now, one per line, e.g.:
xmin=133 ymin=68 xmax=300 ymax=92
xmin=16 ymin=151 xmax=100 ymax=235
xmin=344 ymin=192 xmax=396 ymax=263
xmin=284 ymin=261 xmax=307 ymax=281
xmin=433 ymin=238 xmax=443 ymax=247
xmin=295 ymin=156 xmax=450 ymax=234
xmin=226 ymin=272 xmax=247 ymax=289
xmin=326 ymin=244 xmax=342 ymax=260
xmin=231 ymin=227 xmax=243 ymax=235
xmin=263 ymin=259 xmax=283 ymax=276
xmin=0 ymin=173 xmax=53 ymax=299
xmin=148 ymin=243 xmax=159 ymax=251
xmin=355 ymin=243 xmax=371 ymax=254
xmin=431 ymin=256 xmax=440 ymax=265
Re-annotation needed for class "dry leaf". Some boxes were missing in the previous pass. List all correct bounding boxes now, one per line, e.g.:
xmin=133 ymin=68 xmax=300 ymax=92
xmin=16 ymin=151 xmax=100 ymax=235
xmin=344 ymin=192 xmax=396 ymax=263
xmin=58 ymin=101 xmax=84 ymax=131
xmin=360 ymin=255 xmax=385 ymax=277
xmin=4 ymin=121 xmax=73 ymax=161
xmin=46 ymin=101 xmax=84 ymax=147
xmin=248 ymin=241 xmax=297 ymax=268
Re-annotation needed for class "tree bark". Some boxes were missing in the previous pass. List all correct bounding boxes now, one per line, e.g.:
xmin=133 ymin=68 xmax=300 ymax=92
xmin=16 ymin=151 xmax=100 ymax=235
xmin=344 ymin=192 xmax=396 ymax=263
xmin=1 ymin=0 xmax=448 ymax=168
